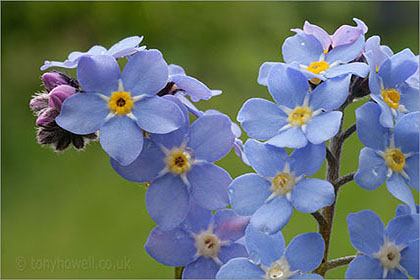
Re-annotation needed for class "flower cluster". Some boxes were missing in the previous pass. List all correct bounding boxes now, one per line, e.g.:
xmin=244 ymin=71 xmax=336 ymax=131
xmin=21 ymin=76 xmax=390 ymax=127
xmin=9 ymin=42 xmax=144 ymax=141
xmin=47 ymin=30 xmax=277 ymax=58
xmin=30 ymin=18 xmax=419 ymax=279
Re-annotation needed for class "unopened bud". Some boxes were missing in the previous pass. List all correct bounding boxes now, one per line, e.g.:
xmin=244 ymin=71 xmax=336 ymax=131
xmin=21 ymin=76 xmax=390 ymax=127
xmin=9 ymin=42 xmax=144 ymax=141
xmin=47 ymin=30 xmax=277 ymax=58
xmin=49 ymin=85 xmax=76 ymax=111
xmin=42 ymin=72 xmax=68 ymax=92
xmin=29 ymin=93 xmax=49 ymax=113
xmin=36 ymin=108 xmax=59 ymax=127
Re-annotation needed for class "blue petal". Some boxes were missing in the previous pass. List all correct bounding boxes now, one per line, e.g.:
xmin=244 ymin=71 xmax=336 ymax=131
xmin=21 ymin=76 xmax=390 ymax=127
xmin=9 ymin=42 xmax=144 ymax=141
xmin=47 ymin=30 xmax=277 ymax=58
xmin=168 ymin=64 xmax=186 ymax=76
xmin=149 ymin=95 xmax=190 ymax=149
xmin=399 ymin=84 xmax=419 ymax=113
xmin=77 ymin=55 xmax=120 ymax=95
xmin=107 ymin=36 xmax=143 ymax=58
xmin=290 ymin=142 xmax=325 ymax=176
xmin=345 ymin=255 xmax=383 ymax=279
xmin=379 ymin=49 xmax=418 ymax=89
xmin=394 ymin=111 xmax=419 ymax=154
xmin=282 ymin=33 xmax=324 ymax=65
xmin=175 ymin=93 xmax=203 ymax=118
xmin=237 ymin=98 xmax=288 ymax=140
xmin=370 ymin=95 xmax=394 ymax=128
xmin=245 ymin=224 xmax=285 ymax=267
xmin=215 ymin=258 xmax=265 ymax=279
xmin=188 ymin=163 xmax=231 ymax=210
xmin=395 ymin=204 xmax=419 ymax=216
xmin=347 ymin=210 xmax=385 ymax=255
xmin=285 ymin=232 xmax=325 ymax=272
xmin=306 ymin=111 xmax=342 ymax=144
xmin=267 ymin=64 xmax=310 ymax=108
xmin=214 ymin=209 xmax=249 ymax=241
xmin=110 ymin=139 xmax=165 ymax=182
xmin=386 ymin=214 xmax=419 ymax=245
xmin=182 ymin=200 xmax=212 ymax=235
xmin=310 ymin=74 xmax=351 ymax=111
xmin=122 ymin=50 xmax=168 ymax=96
xmin=188 ymin=114 xmax=235 ymax=162
xmin=355 ymin=102 xmax=391 ymax=150
xmin=56 ymin=93 xmax=108 ymax=134
xmin=144 ymin=226 xmax=196 ymax=266
xmin=354 ymin=147 xmax=387 ymax=191
xmin=291 ymin=178 xmax=335 ymax=213
xmin=99 ymin=116 xmax=143 ymax=166
xmin=183 ymin=257 xmax=220 ymax=279
xmin=324 ymin=62 xmax=369 ymax=78
xmin=41 ymin=60 xmax=78 ymax=71
xmin=244 ymin=139 xmax=287 ymax=177
xmin=266 ymin=127 xmax=308 ymax=149
xmin=386 ymin=269 xmax=408 ymax=279
xmin=171 ymin=75 xmax=213 ymax=102
xmin=400 ymin=239 xmax=419 ymax=279
xmin=258 ymin=62 xmax=281 ymax=86
xmin=386 ymin=173 xmax=416 ymax=214
xmin=146 ymin=174 xmax=190 ymax=230
xmin=325 ymin=36 xmax=365 ymax=63
xmin=290 ymin=273 xmax=323 ymax=279
xmin=132 ymin=96 xmax=185 ymax=134
xmin=250 ymin=196 xmax=293 ymax=234
xmin=364 ymin=50 xmax=382 ymax=95
xmin=405 ymin=154 xmax=419 ymax=191
xmin=218 ymin=243 xmax=248 ymax=264
xmin=229 ymin=173 xmax=271 ymax=216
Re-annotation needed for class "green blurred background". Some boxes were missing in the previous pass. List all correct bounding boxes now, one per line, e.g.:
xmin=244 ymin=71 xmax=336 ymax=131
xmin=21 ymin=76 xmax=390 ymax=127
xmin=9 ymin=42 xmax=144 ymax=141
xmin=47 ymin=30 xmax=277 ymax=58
xmin=2 ymin=1 xmax=419 ymax=279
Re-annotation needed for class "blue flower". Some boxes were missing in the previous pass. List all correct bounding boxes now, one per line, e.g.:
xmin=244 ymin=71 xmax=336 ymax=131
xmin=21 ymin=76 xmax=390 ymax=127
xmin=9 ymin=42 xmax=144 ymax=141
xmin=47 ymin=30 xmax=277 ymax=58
xmin=346 ymin=209 xmax=419 ymax=279
xmin=56 ymin=50 xmax=185 ymax=166
xmin=111 ymin=113 xmax=235 ymax=230
xmin=229 ymin=139 xmax=333 ymax=234
xmin=145 ymin=202 xmax=249 ymax=279
xmin=41 ymin=36 xmax=145 ymax=70
xmin=216 ymin=226 xmax=324 ymax=279
xmin=258 ymin=19 xmax=368 ymax=86
xmin=239 ymin=65 xmax=351 ymax=149
xmin=364 ymin=48 xmax=419 ymax=128
xmin=354 ymin=102 xmax=419 ymax=213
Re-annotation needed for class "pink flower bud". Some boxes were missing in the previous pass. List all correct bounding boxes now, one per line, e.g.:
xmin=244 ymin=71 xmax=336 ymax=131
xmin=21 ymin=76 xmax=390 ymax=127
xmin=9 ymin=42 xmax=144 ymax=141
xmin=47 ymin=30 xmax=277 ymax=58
xmin=42 ymin=72 xmax=68 ymax=92
xmin=48 ymin=85 xmax=77 ymax=111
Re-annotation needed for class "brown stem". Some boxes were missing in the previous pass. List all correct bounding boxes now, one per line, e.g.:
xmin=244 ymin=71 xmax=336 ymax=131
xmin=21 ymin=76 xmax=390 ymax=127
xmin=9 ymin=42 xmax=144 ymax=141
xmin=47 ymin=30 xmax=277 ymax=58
xmin=338 ymin=123 xmax=357 ymax=144
xmin=311 ymin=211 xmax=328 ymax=230
xmin=174 ymin=266 xmax=184 ymax=279
xmin=334 ymin=172 xmax=355 ymax=189
xmin=321 ymin=255 xmax=357 ymax=274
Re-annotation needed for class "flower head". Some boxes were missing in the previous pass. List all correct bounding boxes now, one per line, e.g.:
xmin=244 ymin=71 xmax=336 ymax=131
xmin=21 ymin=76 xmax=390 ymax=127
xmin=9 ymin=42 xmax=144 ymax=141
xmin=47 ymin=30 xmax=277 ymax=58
xmin=364 ymin=48 xmax=419 ymax=128
xmin=55 ymin=50 xmax=185 ymax=166
xmin=354 ymin=102 xmax=419 ymax=213
xmin=346 ymin=209 xmax=419 ymax=279
xmin=41 ymin=36 xmax=145 ymax=70
xmin=239 ymin=65 xmax=351 ymax=149
xmin=229 ymin=139 xmax=333 ymax=234
xmin=216 ymin=226 xmax=324 ymax=279
xmin=145 ymin=202 xmax=249 ymax=279
xmin=111 ymin=114 xmax=235 ymax=230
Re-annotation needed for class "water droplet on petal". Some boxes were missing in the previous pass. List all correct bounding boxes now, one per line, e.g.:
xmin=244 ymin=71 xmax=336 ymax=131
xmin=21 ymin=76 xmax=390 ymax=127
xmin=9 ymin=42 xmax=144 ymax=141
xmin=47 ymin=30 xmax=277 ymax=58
xmin=228 ymin=189 xmax=234 ymax=195
xmin=175 ymin=230 xmax=184 ymax=240
xmin=372 ymin=168 xmax=378 ymax=177
xmin=263 ymin=226 xmax=270 ymax=234
xmin=248 ymin=251 xmax=261 ymax=265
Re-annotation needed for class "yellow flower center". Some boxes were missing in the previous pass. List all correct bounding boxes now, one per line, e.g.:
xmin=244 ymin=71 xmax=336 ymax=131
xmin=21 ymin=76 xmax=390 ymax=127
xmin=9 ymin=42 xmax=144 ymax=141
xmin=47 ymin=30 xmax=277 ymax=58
xmin=307 ymin=61 xmax=329 ymax=75
xmin=165 ymin=149 xmax=192 ymax=175
xmin=384 ymin=148 xmax=405 ymax=172
xmin=271 ymin=173 xmax=295 ymax=196
xmin=381 ymin=88 xmax=400 ymax=109
xmin=109 ymin=91 xmax=134 ymax=115
xmin=287 ymin=106 xmax=312 ymax=126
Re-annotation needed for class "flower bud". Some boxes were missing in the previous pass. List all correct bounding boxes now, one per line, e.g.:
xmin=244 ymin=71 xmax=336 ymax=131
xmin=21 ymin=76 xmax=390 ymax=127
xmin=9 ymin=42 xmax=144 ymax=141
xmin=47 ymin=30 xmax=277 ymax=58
xmin=29 ymin=93 xmax=49 ymax=113
xmin=41 ymin=72 xmax=68 ymax=92
xmin=48 ymin=85 xmax=76 ymax=111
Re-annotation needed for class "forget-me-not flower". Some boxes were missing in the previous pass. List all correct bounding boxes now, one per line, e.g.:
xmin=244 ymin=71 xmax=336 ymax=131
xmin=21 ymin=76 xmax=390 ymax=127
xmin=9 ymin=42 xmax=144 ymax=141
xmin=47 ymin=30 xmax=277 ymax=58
xmin=41 ymin=36 xmax=145 ymax=70
xmin=239 ymin=65 xmax=350 ymax=149
xmin=111 ymin=113 xmax=235 ymax=230
xmin=364 ymin=48 xmax=419 ymax=128
xmin=354 ymin=102 xmax=419 ymax=213
xmin=145 ymin=202 xmax=249 ymax=279
xmin=258 ymin=19 xmax=368 ymax=86
xmin=56 ymin=50 xmax=185 ymax=166
xmin=346 ymin=209 xmax=419 ymax=279
xmin=216 ymin=225 xmax=324 ymax=279
xmin=229 ymin=139 xmax=333 ymax=234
